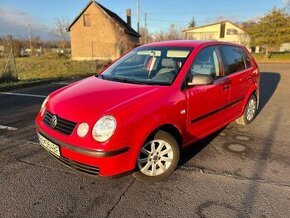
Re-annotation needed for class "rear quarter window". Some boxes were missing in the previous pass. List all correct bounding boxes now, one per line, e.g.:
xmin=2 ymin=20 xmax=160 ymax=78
xmin=240 ymin=49 xmax=252 ymax=69
xmin=220 ymin=45 xmax=246 ymax=75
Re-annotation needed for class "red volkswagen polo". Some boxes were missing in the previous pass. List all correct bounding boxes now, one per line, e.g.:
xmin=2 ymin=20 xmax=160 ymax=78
xmin=36 ymin=41 xmax=259 ymax=181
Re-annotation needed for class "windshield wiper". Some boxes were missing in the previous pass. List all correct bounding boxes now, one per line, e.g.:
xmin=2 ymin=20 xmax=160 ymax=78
xmin=110 ymin=76 xmax=146 ymax=85
xmin=97 ymin=74 xmax=169 ymax=86
xmin=97 ymin=74 xmax=140 ymax=84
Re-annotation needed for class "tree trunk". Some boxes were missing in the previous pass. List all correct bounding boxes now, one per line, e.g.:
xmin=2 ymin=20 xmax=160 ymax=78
xmin=263 ymin=46 xmax=269 ymax=61
xmin=61 ymin=40 xmax=66 ymax=49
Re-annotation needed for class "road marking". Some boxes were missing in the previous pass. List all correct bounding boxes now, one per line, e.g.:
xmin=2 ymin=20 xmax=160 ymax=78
xmin=0 ymin=92 xmax=46 ymax=98
xmin=0 ymin=125 xmax=18 ymax=131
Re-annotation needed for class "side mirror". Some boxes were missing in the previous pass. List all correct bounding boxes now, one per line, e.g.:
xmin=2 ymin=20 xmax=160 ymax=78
xmin=187 ymin=74 xmax=214 ymax=86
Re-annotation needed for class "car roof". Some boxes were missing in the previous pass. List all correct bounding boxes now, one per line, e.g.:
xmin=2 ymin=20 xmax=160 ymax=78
xmin=139 ymin=40 xmax=244 ymax=49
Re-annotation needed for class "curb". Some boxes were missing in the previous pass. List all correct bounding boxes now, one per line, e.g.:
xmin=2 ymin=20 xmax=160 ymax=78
xmin=0 ymin=76 xmax=87 ymax=92
xmin=0 ymin=80 xmax=53 ymax=92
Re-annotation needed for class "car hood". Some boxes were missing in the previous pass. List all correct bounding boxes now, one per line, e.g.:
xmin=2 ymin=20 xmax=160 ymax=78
xmin=48 ymin=76 xmax=164 ymax=123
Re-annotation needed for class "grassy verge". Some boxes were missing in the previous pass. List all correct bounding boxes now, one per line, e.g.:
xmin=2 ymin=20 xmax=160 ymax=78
xmin=252 ymin=53 xmax=290 ymax=62
xmin=0 ymin=55 xmax=108 ymax=90
xmin=15 ymin=56 xmax=105 ymax=80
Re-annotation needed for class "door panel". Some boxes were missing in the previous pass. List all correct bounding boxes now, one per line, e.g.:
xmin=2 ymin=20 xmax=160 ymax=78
xmin=186 ymin=78 xmax=230 ymax=138
xmin=226 ymin=70 xmax=250 ymax=117
xmin=185 ymin=46 xmax=230 ymax=139
xmin=219 ymin=45 xmax=251 ymax=117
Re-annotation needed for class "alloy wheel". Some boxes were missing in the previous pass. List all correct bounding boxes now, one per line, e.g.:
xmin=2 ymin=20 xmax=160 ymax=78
xmin=246 ymin=98 xmax=257 ymax=121
xmin=137 ymin=140 xmax=173 ymax=176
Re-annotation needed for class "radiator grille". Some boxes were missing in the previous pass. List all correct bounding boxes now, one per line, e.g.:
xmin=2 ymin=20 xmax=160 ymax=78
xmin=43 ymin=111 xmax=77 ymax=135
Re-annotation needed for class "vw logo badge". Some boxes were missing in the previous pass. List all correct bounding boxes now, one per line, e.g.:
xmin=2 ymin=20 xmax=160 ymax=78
xmin=50 ymin=115 xmax=58 ymax=128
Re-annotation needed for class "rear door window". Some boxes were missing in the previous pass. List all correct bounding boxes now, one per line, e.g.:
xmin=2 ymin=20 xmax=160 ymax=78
xmin=220 ymin=45 xmax=246 ymax=75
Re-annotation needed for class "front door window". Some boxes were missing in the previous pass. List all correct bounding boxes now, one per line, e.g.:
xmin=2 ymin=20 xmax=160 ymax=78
xmin=190 ymin=46 xmax=221 ymax=79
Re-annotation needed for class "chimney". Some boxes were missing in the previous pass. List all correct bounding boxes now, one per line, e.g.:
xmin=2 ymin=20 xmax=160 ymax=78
xmin=126 ymin=9 xmax=131 ymax=27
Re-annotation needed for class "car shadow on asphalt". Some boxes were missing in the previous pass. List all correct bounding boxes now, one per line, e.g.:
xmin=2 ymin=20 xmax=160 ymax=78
xmin=178 ymin=129 xmax=223 ymax=167
xmin=257 ymin=72 xmax=280 ymax=115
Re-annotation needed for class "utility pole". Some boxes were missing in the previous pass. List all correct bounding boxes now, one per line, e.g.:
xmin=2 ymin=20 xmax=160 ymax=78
xmin=137 ymin=0 xmax=140 ymax=33
xmin=144 ymin=12 xmax=148 ymax=43
xmin=28 ymin=24 xmax=33 ymax=52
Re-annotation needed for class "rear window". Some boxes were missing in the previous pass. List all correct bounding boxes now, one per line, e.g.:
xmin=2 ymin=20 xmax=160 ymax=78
xmin=220 ymin=45 xmax=246 ymax=75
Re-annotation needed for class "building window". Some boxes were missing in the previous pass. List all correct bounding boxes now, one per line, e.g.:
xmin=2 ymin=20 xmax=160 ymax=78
xmin=190 ymin=33 xmax=197 ymax=40
xmin=201 ymin=33 xmax=214 ymax=40
xmin=83 ymin=14 xmax=91 ymax=27
xmin=226 ymin=28 xmax=238 ymax=35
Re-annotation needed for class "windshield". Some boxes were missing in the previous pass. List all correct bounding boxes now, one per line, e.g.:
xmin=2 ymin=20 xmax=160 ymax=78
xmin=99 ymin=46 xmax=193 ymax=85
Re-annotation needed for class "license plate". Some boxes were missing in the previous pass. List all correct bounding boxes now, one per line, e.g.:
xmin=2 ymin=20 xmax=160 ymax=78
xmin=38 ymin=134 xmax=60 ymax=157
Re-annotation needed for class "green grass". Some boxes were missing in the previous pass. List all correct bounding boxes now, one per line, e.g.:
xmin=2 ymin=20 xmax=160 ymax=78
xmin=0 ymin=55 xmax=109 ymax=90
xmin=15 ymin=56 xmax=105 ymax=80
xmin=252 ymin=53 xmax=290 ymax=62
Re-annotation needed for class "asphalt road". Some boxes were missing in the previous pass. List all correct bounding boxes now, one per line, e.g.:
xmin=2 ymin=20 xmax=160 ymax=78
xmin=0 ymin=64 xmax=290 ymax=218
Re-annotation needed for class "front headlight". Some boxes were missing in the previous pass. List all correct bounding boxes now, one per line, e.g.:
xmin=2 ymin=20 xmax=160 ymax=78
xmin=92 ymin=116 xmax=116 ymax=142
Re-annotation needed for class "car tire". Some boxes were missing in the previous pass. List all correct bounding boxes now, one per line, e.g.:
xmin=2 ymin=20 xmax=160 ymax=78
xmin=133 ymin=131 xmax=180 ymax=182
xmin=236 ymin=94 xmax=257 ymax=125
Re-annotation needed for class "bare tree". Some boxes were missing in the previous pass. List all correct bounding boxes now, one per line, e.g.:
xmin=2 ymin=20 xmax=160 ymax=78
xmin=52 ymin=18 xmax=70 ymax=49
xmin=139 ymin=27 xmax=153 ymax=44
xmin=237 ymin=33 xmax=251 ymax=47
xmin=168 ymin=24 xmax=182 ymax=40
xmin=152 ymin=24 xmax=184 ymax=42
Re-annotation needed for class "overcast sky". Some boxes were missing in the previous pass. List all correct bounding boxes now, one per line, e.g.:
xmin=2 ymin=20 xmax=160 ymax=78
xmin=0 ymin=0 xmax=289 ymax=39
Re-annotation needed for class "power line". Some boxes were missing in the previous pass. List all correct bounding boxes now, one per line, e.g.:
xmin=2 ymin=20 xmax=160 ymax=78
xmin=147 ymin=19 xmax=188 ymax=23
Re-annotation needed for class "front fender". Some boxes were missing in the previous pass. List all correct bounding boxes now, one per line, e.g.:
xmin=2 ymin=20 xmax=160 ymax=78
xmin=110 ymin=88 xmax=187 ymax=170
xmin=127 ymin=110 xmax=185 ymax=169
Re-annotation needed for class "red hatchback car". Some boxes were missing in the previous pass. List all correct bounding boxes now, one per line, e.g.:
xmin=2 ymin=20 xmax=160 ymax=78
xmin=36 ymin=41 xmax=259 ymax=181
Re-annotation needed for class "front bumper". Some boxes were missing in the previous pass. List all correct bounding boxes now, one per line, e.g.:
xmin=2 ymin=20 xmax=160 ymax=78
xmin=36 ymin=125 xmax=133 ymax=177
xmin=38 ymin=127 xmax=129 ymax=158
